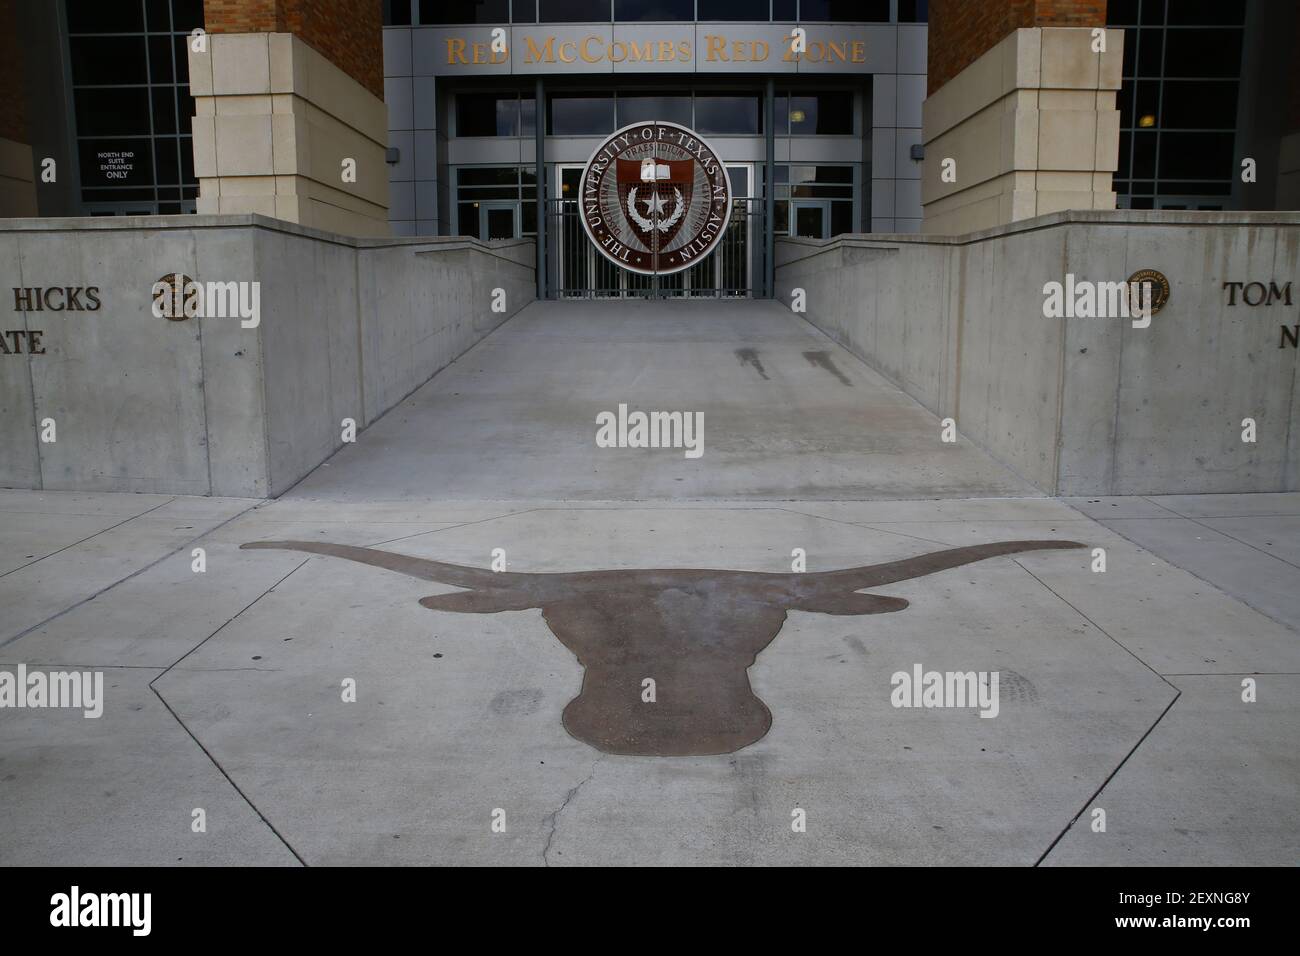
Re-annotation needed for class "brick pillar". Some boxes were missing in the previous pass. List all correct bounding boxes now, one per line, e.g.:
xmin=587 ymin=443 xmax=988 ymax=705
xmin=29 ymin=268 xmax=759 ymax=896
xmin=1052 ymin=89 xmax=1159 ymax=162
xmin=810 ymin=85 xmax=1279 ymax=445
xmin=921 ymin=0 xmax=1121 ymax=234
xmin=0 ymin=0 xmax=37 ymax=216
xmin=189 ymin=0 xmax=390 ymax=236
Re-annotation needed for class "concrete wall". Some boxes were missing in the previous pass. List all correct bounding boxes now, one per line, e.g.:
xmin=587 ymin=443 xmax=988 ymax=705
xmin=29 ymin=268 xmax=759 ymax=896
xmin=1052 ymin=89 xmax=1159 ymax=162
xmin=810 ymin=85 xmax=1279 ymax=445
xmin=0 ymin=215 xmax=534 ymax=497
xmin=776 ymin=211 xmax=1300 ymax=495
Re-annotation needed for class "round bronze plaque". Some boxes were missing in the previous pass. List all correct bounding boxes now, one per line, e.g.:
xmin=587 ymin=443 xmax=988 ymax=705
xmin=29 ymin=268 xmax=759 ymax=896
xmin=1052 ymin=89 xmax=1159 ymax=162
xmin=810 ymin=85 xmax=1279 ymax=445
xmin=1127 ymin=268 xmax=1171 ymax=316
xmin=578 ymin=121 xmax=733 ymax=276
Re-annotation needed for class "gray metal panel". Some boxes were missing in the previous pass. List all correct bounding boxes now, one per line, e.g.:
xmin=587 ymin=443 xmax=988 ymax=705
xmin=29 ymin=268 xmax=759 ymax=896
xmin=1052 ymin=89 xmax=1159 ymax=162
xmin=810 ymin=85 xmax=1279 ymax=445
xmin=448 ymin=138 xmax=527 ymax=165
xmin=388 ymin=131 xmax=415 ymax=181
xmin=894 ymin=128 xmax=922 ymax=180
xmin=389 ymin=180 xmax=416 ymax=220
xmin=386 ymin=77 xmax=413 ymax=131
xmin=384 ymin=27 xmax=413 ymax=78
xmin=511 ymin=25 xmax=614 ymax=75
xmin=871 ymin=127 xmax=897 ymax=179
xmin=872 ymin=72 xmax=897 ymax=127
xmin=694 ymin=23 xmax=797 ymax=74
xmin=390 ymin=219 xmax=417 ymax=236
xmin=788 ymin=135 xmax=864 ymax=163
xmin=413 ymin=131 xmax=438 ymax=177
xmin=894 ymin=217 xmax=921 ymax=234
xmin=897 ymin=24 xmax=928 ymax=74
xmin=421 ymin=26 xmax=512 ymax=76
xmin=895 ymin=177 xmax=922 ymax=219
xmin=796 ymin=25 xmax=895 ymax=74
xmin=416 ymin=181 xmax=439 ymax=219
xmin=896 ymin=73 xmax=926 ymax=130
xmin=871 ymin=178 xmax=895 ymax=218
xmin=413 ymin=76 xmax=438 ymax=131
xmin=543 ymin=136 xmax=608 ymax=164
xmin=611 ymin=24 xmax=694 ymax=73
xmin=871 ymin=217 xmax=895 ymax=232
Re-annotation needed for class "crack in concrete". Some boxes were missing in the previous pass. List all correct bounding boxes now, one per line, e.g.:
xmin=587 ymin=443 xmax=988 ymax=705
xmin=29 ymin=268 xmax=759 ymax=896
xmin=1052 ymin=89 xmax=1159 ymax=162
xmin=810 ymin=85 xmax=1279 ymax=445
xmin=542 ymin=757 xmax=601 ymax=867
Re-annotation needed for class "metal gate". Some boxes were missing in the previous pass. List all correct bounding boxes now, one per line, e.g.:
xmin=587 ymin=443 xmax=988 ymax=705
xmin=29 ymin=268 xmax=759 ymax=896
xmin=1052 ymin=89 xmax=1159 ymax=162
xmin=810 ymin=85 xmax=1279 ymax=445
xmin=545 ymin=196 xmax=766 ymax=299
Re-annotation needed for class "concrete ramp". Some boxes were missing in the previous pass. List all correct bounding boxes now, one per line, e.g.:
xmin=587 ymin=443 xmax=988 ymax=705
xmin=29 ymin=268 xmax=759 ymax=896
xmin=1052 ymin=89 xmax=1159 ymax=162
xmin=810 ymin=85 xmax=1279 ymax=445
xmin=286 ymin=299 xmax=1037 ymax=502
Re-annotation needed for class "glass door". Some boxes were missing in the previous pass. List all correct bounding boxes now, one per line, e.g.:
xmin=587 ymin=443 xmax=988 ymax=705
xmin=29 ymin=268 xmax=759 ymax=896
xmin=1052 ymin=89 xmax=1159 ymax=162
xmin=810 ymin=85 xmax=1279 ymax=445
xmin=791 ymin=200 xmax=831 ymax=239
xmin=479 ymin=202 xmax=518 ymax=240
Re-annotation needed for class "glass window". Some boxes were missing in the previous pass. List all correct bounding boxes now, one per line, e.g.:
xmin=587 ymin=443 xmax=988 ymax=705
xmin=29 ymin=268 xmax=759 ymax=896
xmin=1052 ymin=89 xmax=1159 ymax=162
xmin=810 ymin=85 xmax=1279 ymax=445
xmin=697 ymin=0 xmax=770 ymax=20
xmin=800 ymin=0 xmax=890 ymax=22
xmin=1136 ymin=29 xmax=1162 ymax=78
xmin=513 ymin=0 xmax=539 ymax=22
xmin=772 ymin=0 xmax=797 ymax=19
xmin=616 ymin=94 xmax=691 ymax=127
xmin=1163 ymin=29 xmax=1243 ymax=78
xmin=1166 ymin=1 xmax=1245 ymax=26
xmin=788 ymin=91 xmax=854 ymax=135
xmin=151 ymin=87 xmax=178 ymax=134
xmin=459 ymin=167 xmax=521 ymax=187
xmin=420 ymin=0 xmax=511 ymax=23
xmin=539 ymin=0 xmax=612 ymax=21
xmin=1108 ymin=0 xmax=1139 ymax=25
xmin=457 ymin=93 xmax=525 ymax=136
xmin=146 ymin=0 xmax=173 ymax=31
xmin=67 ymin=0 xmax=145 ymax=34
xmin=71 ymin=37 xmax=149 ymax=85
xmin=695 ymin=94 xmax=761 ymax=134
xmin=615 ymin=0 xmax=693 ymax=20
xmin=171 ymin=0 xmax=203 ymax=29
xmin=149 ymin=35 xmax=175 ymax=82
xmin=898 ymin=0 xmax=928 ymax=23
xmin=548 ymin=93 xmax=615 ymax=134
xmin=383 ymin=0 xmax=412 ymax=25
xmin=1158 ymin=132 xmax=1234 ymax=180
xmin=1161 ymin=80 xmax=1237 ymax=130
xmin=75 ymin=88 xmax=151 ymax=137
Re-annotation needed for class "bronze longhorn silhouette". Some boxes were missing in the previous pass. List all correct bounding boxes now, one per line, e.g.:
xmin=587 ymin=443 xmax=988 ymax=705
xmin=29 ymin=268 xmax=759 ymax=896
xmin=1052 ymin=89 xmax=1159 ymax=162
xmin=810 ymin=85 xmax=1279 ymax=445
xmin=241 ymin=539 xmax=1084 ymax=756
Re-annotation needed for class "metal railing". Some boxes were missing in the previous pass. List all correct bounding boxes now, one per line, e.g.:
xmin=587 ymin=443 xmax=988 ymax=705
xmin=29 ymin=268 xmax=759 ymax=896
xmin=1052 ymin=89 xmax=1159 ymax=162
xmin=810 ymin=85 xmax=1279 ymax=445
xmin=543 ymin=197 xmax=767 ymax=299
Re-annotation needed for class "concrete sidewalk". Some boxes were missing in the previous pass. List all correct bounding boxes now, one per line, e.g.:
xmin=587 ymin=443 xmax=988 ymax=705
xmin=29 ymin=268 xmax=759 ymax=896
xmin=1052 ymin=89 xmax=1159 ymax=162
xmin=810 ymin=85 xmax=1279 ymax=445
xmin=1 ymin=492 xmax=1295 ymax=865
xmin=1 ymin=302 xmax=1295 ymax=866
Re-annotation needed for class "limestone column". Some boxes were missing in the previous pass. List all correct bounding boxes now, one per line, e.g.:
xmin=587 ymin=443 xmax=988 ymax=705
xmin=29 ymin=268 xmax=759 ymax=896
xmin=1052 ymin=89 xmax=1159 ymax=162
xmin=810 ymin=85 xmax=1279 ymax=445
xmin=188 ymin=0 xmax=390 ymax=236
xmin=921 ymin=1 xmax=1122 ymax=235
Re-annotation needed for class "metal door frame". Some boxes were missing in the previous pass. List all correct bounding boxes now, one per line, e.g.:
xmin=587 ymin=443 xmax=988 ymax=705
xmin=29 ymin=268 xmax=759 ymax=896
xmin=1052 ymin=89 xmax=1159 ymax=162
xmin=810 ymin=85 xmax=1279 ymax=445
xmin=479 ymin=201 xmax=519 ymax=240
xmin=790 ymin=199 xmax=832 ymax=239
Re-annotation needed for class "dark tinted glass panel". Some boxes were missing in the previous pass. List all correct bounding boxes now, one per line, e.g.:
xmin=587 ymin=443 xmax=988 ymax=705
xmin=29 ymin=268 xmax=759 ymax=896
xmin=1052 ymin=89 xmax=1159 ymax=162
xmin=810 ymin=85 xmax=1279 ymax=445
xmin=521 ymin=96 xmax=537 ymax=134
xmin=1164 ymin=29 xmax=1242 ymax=77
xmin=421 ymin=0 xmax=511 ymax=23
xmin=1117 ymin=131 xmax=1131 ymax=175
xmin=772 ymin=0 xmax=797 ymax=18
xmin=459 ymin=167 xmax=520 ymax=186
xmin=695 ymin=95 xmax=760 ymax=133
xmin=788 ymin=165 xmax=852 ymax=183
xmin=617 ymin=94 xmax=691 ymax=126
xmin=789 ymin=91 xmax=854 ymax=134
xmin=172 ymin=0 xmax=205 ymax=30
xmin=1130 ymin=196 xmax=1154 ymax=209
xmin=522 ymin=200 xmax=537 ymax=233
xmin=158 ymin=202 xmax=182 ymax=213
xmin=177 ymin=93 xmax=195 ymax=133
xmin=1140 ymin=0 xmax=1165 ymax=25
xmin=831 ymin=201 xmax=853 ymax=237
xmin=698 ymin=0 xmax=770 ymax=20
xmin=1158 ymin=132 xmax=1234 ymax=179
xmin=615 ymin=0 xmax=692 ymax=20
xmin=1161 ymin=80 xmax=1237 ymax=129
xmin=1166 ymin=1 xmax=1245 ymax=26
xmin=457 ymin=94 xmax=521 ymax=136
xmin=800 ymin=0 xmax=889 ymax=21
xmin=514 ymin=0 xmax=538 ymax=21
xmin=539 ymin=0 xmax=611 ymax=20
xmin=154 ymin=137 xmax=180 ymax=184
xmin=1136 ymin=29 xmax=1162 ymax=77
xmin=146 ymin=0 xmax=172 ymax=31
xmin=152 ymin=87 xmax=177 ymax=133
xmin=71 ymin=37 xmax=148 ymax=84
xmin=458 ymin=203 xmax=481 ymax=238
xmin=1117 ymin=84 xmax=1134 ymax=128
xmin=179 ymin=136 xmax=194 ymax=182
xmin=774 ymin=201 xmax=789 ymax=233
xmin=67 ymin=0 xmax=144 ymax=33
xmin=174 ymin=38 xmax=190 ymax=83
xmin=898 ymin=0 xmax=928 ymax=22
xmin=548 ymin=94 xmax=615 ymax=134
xmin=1121 ymin=28 xmax=1136 ymax=76
xmin=83 ymin=188 xmax=156 ymax=202
xmin=149 ymin=35 xmax=175 ymax=82
xmin=76 ymin=88 xmax=151 ymax=135
xmin=1132 ymin=131 xmax=1155 ymax=178
xmin=1108 ymin=0 xmax=1139 ymax=24
xmin=384 ymin=0 xmax=413 ymax=26
xmin=1133 ymin=80 xmax=1158 ymax=127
